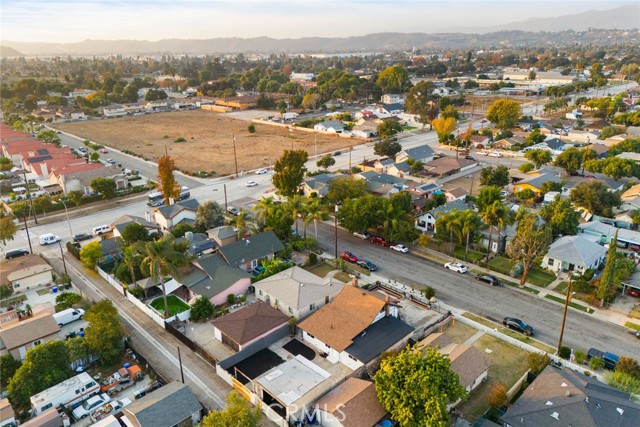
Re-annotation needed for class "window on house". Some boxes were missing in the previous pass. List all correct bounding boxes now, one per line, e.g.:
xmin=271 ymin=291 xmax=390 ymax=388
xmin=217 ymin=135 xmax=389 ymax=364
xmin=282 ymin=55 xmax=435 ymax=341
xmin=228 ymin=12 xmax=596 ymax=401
xmin=33 ymin=340 xmax=41 ymax=346
xmin=288 ymin=307 xmax=293 ymax=314
xmin=325 ymin=296 xmax=329 ymax=304
xmin=547 ymin=258 xmax=554 ymax=266
xmin=310 ymin=303 xmax=316 ymax=311
xmin=258 ymin=290 xmax=262 ymax=296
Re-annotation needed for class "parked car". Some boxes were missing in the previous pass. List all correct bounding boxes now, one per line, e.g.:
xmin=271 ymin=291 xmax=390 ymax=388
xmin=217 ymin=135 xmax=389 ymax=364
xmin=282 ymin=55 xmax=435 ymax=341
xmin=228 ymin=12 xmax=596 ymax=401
xmin=370 ymin=236 xmax=389 ymax=247
xmin=246 ymin=180 xmax=258 ymax=187
xmin=39 ymin=233 xmax=61 ymax=245
xmin=503 ymin=317 xmax=534 ymax=336
xmin=340 ymin=251 xmax=358 ymax=263
xmin=73 ymin=393 xmax=111 ymax=420
xmin=444 ymin=262 xmax=468 ymax=273
xmin=5 ymin=249 xmax=29 ymax=260
xmin=100 ymin=149 xmax=108 ymax=154
xmin=390 ymin=244 xmax=409 ymax=253
xmin=627 ymin=288 xmax=640 ymax=298
xmin=357 ymin=260 xmax=378 ymax=271
xmin=255 ymin=168 xmax=268 ymax=175
xmin=587 ymin=348 xmax=619 ymax=370
xmin=252 ymin=265 xmax=265 ymax=276
xmin=353 ymin=231 xmax=371 ymax=240
xmin=476 ymin=274 xmax=500 ymax=286
xmin=465 ymin=155 xmax=476 ymax=161
xmin=73 ymin=232 xmax=93 ymax=243
xmin=333 ymin=151 xmax=342 ymax=156
xmin=106 ymin=158 xmax=116 ymax=164
xmin=226 ymin=206 xmax=240 ymax=216
xmin=92 ymin=225 xmax=111 ymax=236
xmin=488 ymin=152 xmax=503 ymax=158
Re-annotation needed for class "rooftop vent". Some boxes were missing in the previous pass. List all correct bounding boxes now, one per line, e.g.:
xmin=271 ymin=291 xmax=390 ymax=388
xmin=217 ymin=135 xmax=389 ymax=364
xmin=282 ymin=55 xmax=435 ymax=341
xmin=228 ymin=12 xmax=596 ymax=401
xmin=550 ymin=412 xmax=559 ymax=420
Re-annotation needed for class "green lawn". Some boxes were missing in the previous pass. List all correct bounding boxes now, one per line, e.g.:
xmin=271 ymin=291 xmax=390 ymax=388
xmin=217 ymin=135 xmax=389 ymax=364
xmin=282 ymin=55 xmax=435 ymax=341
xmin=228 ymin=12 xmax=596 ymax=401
xmin=625 ymin=321 xmax=640 ymax=331
xmin=150 ymin=295 xmax=190 ymax=316
xmin=544 ymin=294 xmax=594 ymax=314
xmin=1 ymin=295 xmax=27 ymax=308
xmin=453 ymin=246 xmax=486 ymax=263
xmin=458 ymin=334 xmax=530 ymax=423
xmin=443 ymin=321 xmax=478 ymax=344
xmin=304 ymin=263 xmax=336 ymax=278
xmin=402 ymin=126 xmax=418 ymax=131
xmin=555 ymin=282 xmax=569 ymax=292
xmin=488 ymin=256 xmax=555 ymax=287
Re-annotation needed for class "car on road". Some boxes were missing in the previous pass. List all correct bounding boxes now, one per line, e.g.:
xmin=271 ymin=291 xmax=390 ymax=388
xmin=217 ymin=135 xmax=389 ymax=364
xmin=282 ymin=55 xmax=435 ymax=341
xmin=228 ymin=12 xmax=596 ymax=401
xmin=73 ymin=393 xmax=111 ymax=420
xmin=478 ymin=151 xmax=489 ymax=156
xmin=255 ymin=168 xmax=268 ymax=175
xmin=390 ymin=244 xmax=409 ymax=253
xmin=370 ymin=236 xmax=389 ymax=247
xmin=333 ymin=151 xmax=342 ymax=156
xmin=480 ymin=119 xmax=487 ymax=123
xmin=106 ymin=158 xmax=116 ymax=164
xmin=227 ymin=206 xmax=240 ymax=216
xmin=39 ymin=233 xmax=61 ymax=245
xmin=503 ymin=317 xmax=534 ymax=336
xmin=444 ymin=262 xmax=468 ymax=273
xmin=488 ymin=152 xmax=503 ymax=158
xmin=340 ymin=251 xmax=358 ymax=263
xmin=465 ymin=155 xmax=476 ymax=161
xmin=636 ymin=330 xmax=640 ymax=339
xmin=100 ymin=149 xmax=108 ymax=153
xmin=353 ymin=231 xmax=371 ymax=240
xmin=476 ymin=274 xmax=501 ymax=286
xmin=357 ymin=260 xmax=378 ymax=271
xmin=5 ymin=249 xmax=29 ymax=260
xmin=73 ymin=232 xmax=93 ymax=243
xmin=246 ymin=180 xmax=258 ymax=187
xmin=627 ymin=288 xmax=639 ymax=298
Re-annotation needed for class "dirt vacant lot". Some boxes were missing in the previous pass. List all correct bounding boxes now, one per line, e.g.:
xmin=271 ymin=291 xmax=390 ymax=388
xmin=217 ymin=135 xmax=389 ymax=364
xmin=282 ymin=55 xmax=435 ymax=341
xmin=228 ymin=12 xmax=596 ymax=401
xmin=55 ymin=110 xmax=356 ymax=176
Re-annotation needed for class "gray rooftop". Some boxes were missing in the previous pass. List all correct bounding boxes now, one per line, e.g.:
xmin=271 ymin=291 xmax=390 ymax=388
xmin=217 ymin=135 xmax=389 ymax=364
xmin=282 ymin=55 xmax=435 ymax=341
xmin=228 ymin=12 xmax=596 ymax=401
xmin=186 ymin=253 xmax=251 ymax=298
xmin=345 ymin=315 xmax=413 ymax=364
xmin=124 ymin=381 xmax=202 ymax=427
xmin=218 ymin=231 xmax=285 ymax=268
xmin=154 ymin=198 xmax=199 ymax=219
xmin=428 ymin=199 xmax=469 ymax=216
xmin=112 ymin=215 xmax=160 ymax=235
xmin=545 ymin=235 xmax=607 ymax=269
xmin=578 ymin=221 xmax=640 ymax=246
xmin=401 ymin=144 xmax=435 ymax=161
xmin=518 ymin=171 xmax=564 ymax=189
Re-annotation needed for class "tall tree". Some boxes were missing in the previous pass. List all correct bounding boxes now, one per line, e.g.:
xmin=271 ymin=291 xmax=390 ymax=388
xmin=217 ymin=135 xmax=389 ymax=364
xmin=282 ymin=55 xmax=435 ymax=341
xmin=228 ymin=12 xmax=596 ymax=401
xmin=272 ymin=150 xmax=308 ymax=197
xmin=194 ymin=200 xmax=224 ymax=232
xmin=84 ymin=300 xmax=125 ymax=364
xmin=479 ymin=166 xmax=510 ymax=187
xmin=80 ymin=241 xmax=103 ymax=269
xmin=373 ymin=139 xmax=402 ymax=158
xmin=506 ymin=210 xmax=552 ymax=286
xmin=486 ymin=98 xmax=522 ymax=131
xmin=476 ymin=186 xmax=503 ymax=213
xmin=431 ymin=116 xmax=457 ymax=143
xmin=376 ymin=65 xmax=410 ymax=93
xmin=304 ymin=200 xmax=329 ymax=240
xmin=554 ymin=147 xmax=583 ymax=175
xmin=481 ymin=200 xmax=511 ymax=263
xmin=316 ymin=154 xmax=335 ymax=170
xmin=0 ymin=211 xmax=17 ymax=246
xmin=286 ymin=195 xmax=306 ymax=235
xmin=0 ymin=354 xmax=21 ymax=388
xmin=200 ymin=392 xmax=262 ymax=427
xmin=524 ymin=149 xmax=553 ymax=169
xmin=157 ymin=155 xmax=181 ymax=205
xmin=460 ymin=210 xmax=484 ymax=260
xmin=121 ymin=223 xmax=151 ymax=246
xmin=141 ymin=235 xmax=187 ymax=317
xmin=378 ymin=120 xmax=403 ymax=139
xmin=405 ymin=81 xmax=438 ymax=128
xmin=539 ymin=196 xmax=580 ymax=237
xmin=120 ymin=244 xmax=142 ymax=285
xmin=569 ymin=180 xmax=621 ymax=217
xmin=375 ymin=347 xmax=467 ymax=427
xmin=326 ymin=176 xmax=368 ymax=205
xmin=90 ymin=177 xmax=117 ymax=200
xmin=594 ymin=231 xmax=635 ymax=306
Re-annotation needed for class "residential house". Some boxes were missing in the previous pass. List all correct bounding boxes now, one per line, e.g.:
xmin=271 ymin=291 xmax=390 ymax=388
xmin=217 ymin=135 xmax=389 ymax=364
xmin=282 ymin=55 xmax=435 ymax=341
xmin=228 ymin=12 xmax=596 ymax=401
xmin=381 ymin=94 xmax=405 ymax=104
xmin=218 ymin=231 xmax=285 ymax=271
xmin=525 ymin=137 xmax=566 ymax=153
xmin=616 ymin=152 xmax=640 ymax=162
xmin=152 ymin=198 xmax=199 ymax=232
xmin=578 ymin=221 xmax=640 ymax=249
xmin=412 ymin=182 xmax=442 ymax=198
xmin=374 ymin=103 xmax=404 ymax=116
xmin=415 ymin=199 xmax=469 ymax=233
xmin=469 ymin=134 xmax=491 ymax=148
xmin=513 ymin=170 xmax=563 ymax=197
xmin=502 ymin=365 xmax=640 ymax=427
xmin=50 ymin=163 xmax=127 ymax=195
xmin=21 ymin=408 xmax=67 ymax=427
xmin=584 ymin=119 xmax=610 ymax=132
xmin=102 ymin=104 xmax=127 ymax=118
xmin=0 ymin=399 xmax=16 ymax=427
xmin=0 ymin=310 xmax=60 ymax=360
xmin=351 ymin=122 xmax=378 ymax=138
xmin=588 ymin=143 xmax=610 ymax=158
xmin=299 ymin=285 xmax=413 ymax=370
xmin=356 ymin=171 xmax=412 ymax=197
xmin=97 ymin=237 xmax=123 ymax=260
xmin=444 ymin=187 xmax=468 ymax=203
xmin=0 ymin=123 xmax=31 ymax=142
xmin=541 ymin=235 xmax=607 ymax=275
xmin=372 ymin=158 xmax=395 ymax=173
xmin=396 ymin=144 xmax=435 ymax=164
xmin=314 ymin=120 xmax=345 ymax=133
xmin=207 ymin=225 xmax=237 ymax=247
xmin=179 ymin=232 xmax=216 ymax=257
xmin=112 ymin=215 xmax=162 ymax=239
xmin=561 ymin=174 xmax=628 ymax=200
xmin=387 ymin=161 xmax=412 ymax=178
xmin=121 ymin=381 xmax=202 ymax=427
xmin=254 ymin=266 xmax=345 ymax=319
xmin=492 ymin=136 xmax=525 ymax=150
xmin=212 ymin=301 xmax=289 ymax=351
xmin=565 ymin=129 xmax=600 ymax=143
xmin=300 ymin=173 xmax=343 ymax=198
xmin=418 ymin=333 xmax=490 ymax=396
xmin=314 ymin=378 xmax=387 ymax=427
xmin=423 ymin=157 xmax=477 ymax=177
xmin=0 ymin=254 xmax=53 ymax=292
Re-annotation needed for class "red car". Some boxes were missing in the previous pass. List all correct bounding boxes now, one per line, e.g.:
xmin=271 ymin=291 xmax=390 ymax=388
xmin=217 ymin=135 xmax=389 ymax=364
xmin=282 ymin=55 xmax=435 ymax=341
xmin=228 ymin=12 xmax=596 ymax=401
xmin=628 ymin=288 xmax=640 ymax=298
xmin=370 ymin=236 xmax=389 ymax=247
xmin=340 ymin=251 xmax=358 ymax=263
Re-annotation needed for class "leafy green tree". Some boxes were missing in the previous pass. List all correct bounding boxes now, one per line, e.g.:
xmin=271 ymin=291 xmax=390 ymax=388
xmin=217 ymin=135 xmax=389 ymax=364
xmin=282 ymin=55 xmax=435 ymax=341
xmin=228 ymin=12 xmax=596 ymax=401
xmin=80 ymin=241 xmax=103 ymax=269
xmin=90 ymin=177 xmax=117 ymax=200
xmin=516 ymin=188 xmax=536 ymax=201
xmin=326 ymin=176 xmax=368 ymax=205
xmin=0 ymin=354 xmax=21 ymax=387
xmin=441 ymin=105 xmax=460 ymax=120
xmin=569 ymin=181 xmax=621 ymax=216
xmin=375 ymin=347 xmax=467 ymax=427
xmin=524 ymin=149 xmax=553 ymax=169
xmin=316 ymin=154 xmax=335 ymax=170
xmin=506 ymin=210 xmax=552 ymax=286
xmin=527 ymin=353 xmax=551 ymax=376
xmin=272 ymin=150 xmax=308 ymax=197
xmin=157 ymin=155 xmax=180 ymax=205
xmin=616 ymin=357 xmax=640 ymax=379
xmin=374 ymin=139 xmax=402 ymax=158
xmin=7 ymin=341 xmax=71 ymax=412
xmin=519 ymin=163 xmax=534 ymax=173
xmin=141 ymin=236 xmax=187 ymax=317
xmin=405 ymin=81 xmax=438 ymax=128
xmin=190 ymin=296 xmax=215 ymax=322
xmin=597 ymin=230 xmax=618 ymax=305
xmin=84 ymin=300 xmax=125 ymax=365
xmin=554 ymin=147 xmax=583 ymax=175
xmin=194 ymin=200 xmax=224 ymax=232
xmin=0 ymin=212 xmax=17 ymax=245
xmin=378 ymin=120 xmax=403 ymax=139
xmin=487 ymin=98 xmax=522 ymax=131
xmin=338 ymin=195 xmax=384 ymax=233
xmin=479 ymin=166 xmax=510 ymax=187
xmin=525 ymin=128 xmax=546 ymax=144
xmin=604 ymin=371 xmax=640 ymax=394
xmin=476 ymin=186 xmax=503 ymax=213
xmin=55 ymin=292 xmax=81 ymax=311
xmin=584 ymin=157 xmax=640 ymax=181
xmin=539 ymin=196 xmax=580 ymax=237
xmin=171 ymin=222 xmax=193 ymax=238
xmin=0 ymin=157 xmax=13 ymax=171
xmin=200 ymin=392 xmax=262 ymax=427
xmin=121 ymin=222 xmax=151 ymax=245
xmin=36 ymin=129 xmax=61 ymax=146
xmin=120 ymin=244 xmax=143 ymax=285
xmin=376 ymin=65 xmax=410 ymax=93
xmin=431 ymin=116 xmax=457 ymax=143
xmin=600 ymin=125 xmax=626 ymax=139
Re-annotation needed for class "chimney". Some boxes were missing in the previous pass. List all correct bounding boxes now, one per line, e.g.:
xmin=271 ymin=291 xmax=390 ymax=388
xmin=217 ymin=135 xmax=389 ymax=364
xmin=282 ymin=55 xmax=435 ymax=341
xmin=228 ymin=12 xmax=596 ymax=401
xmin=385 ymin=296 xmax=390 ymax=317
xmin=351 ymin=276 xmax=358 ymax=287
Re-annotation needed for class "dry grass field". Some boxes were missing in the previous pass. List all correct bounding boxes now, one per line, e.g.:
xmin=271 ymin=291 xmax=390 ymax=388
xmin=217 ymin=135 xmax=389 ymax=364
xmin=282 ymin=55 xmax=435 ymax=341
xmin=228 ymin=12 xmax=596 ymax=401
xmin=55 ymin=110 xmax=356 ymax=175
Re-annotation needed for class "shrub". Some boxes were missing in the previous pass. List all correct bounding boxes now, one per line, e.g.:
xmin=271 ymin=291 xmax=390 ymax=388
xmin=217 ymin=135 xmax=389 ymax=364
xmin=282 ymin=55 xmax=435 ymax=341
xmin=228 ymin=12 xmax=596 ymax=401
xmin=582 ymin=293 xmax=601 ymax=307
xmin=423 ymin=286 xmax=436 ymax=300
xmin=190 ymin=296 xmax=215 ymax=322
xmin=519 ymin=163 xmax=535 ymax=173
xmin=66 ymin=241 xmax=81 ymax=259
xmin=174 ymin=137 xmax=186 ymax=143
xmin=55 ymin=292 xmax=81 ymax=311
xmin=590 ymin=356 xmax=605 ymax=370
xmin=486 ymin=383 xmax=509 ymax=408
xmin=604 ymin=370 xmax=640 ymax=394
xmin=127 ymin=285 xmax=145 ymax=299
xmin=307 ymin=252 xmax=318 ymax=265
xmin=616 ymin=357 xmax=640 ymax=378
xmin=583 ymin=370 xmax=591 ymax=377
xmin=574 ymin=350 xmax=587 ymax=365
xmin=227 ymin=294 xmax=236 ymax=305
xmin=559 ymin=346 xmax=571 ymax=360
xmin=248 ymin=124 xmax=256 ymax=133
xmin=528 ymin=353 xmax=551 ymax=375
xmin=0 ymin=284 xmax=13 ymax=300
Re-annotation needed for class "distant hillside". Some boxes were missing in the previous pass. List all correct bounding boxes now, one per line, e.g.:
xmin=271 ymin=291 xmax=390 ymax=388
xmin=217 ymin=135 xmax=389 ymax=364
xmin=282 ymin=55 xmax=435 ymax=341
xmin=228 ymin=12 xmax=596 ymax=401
xmin=0 ymin=45 xmax=24 ymax=57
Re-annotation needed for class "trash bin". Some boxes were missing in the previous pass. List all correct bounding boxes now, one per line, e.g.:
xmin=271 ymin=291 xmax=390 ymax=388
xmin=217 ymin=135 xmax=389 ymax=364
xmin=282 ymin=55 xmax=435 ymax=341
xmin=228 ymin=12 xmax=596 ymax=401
xmin=52 ymin=287 xmax=58 ymax=293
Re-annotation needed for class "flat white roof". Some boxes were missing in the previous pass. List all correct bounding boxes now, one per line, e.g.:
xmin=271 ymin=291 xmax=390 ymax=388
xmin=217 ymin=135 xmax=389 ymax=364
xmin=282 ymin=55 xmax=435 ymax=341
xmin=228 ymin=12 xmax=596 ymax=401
xmin=31 ymin=372 xmax=93 ymax=406
xmin=256 ymin=355 xmax=330 ymax=406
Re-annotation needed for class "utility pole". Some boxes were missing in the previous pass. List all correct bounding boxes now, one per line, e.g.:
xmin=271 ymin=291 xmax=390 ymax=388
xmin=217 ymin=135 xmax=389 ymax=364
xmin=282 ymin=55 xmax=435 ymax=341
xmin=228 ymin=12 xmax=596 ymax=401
xmin=58 ymin=241 xmax=69 ymax=284
xmin=22 ymin=214 xmax=33 ymax=254
xmin=232 ymin=133 xmax=239 ymax=178
xmin=223 ymin=183 xmax=228 ymax=211
xmin=21 ymin=169 xmax=38 ymax=225
xmin=557 ymin=274 xmax=573 ymax=355
xmin=177 ymin=346 xmax=185 ymax=383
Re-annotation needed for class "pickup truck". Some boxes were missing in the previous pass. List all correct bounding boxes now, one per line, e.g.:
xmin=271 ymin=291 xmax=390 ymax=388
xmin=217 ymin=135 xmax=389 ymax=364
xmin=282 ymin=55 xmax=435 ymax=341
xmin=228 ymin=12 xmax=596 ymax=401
xmin=587 ymin=348 xmax=619 ymax=370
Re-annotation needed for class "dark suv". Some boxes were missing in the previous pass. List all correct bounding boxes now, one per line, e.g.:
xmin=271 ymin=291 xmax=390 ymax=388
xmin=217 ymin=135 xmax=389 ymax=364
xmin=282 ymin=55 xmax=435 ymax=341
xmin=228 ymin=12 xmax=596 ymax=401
xmin=503 ymin=317 xmax=534 ymax=336
xmin=5 ymin=249 xmax=30 ymax=260
xmin=476 ymin=274 xmax=501 ymax=286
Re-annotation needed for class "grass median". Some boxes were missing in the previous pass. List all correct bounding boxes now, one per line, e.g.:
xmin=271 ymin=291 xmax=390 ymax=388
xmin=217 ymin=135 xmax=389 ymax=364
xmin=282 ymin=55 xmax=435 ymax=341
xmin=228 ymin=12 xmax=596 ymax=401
xmin=544 ymin=294 xmax=594 ymax=314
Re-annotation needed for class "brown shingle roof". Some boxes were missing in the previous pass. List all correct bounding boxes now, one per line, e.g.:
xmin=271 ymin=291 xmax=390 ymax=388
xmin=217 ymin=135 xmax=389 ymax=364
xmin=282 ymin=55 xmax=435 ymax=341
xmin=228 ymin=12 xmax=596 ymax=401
xmin=298 ymin=286 xmax=386 ymax=352
xmin=0 ymin=254 xmax=52 ymax=285
xmin=0 ymin=311 xmax=59 ymax=350
xmin=212 ymin=301 xmax=288 ymax=346
xmin=315 ymin=378 xmax=387 ymax=427
xmin=446 ymin=344 xmax=490 ymax=389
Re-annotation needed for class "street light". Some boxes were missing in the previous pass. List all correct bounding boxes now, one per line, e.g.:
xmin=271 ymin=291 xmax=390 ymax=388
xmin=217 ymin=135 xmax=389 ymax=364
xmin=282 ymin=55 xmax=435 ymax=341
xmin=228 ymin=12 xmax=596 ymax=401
xmin=59 ymin=199 xmax=73 ymax=238
xmin=557 ymin=274 xmax=574 ymax=355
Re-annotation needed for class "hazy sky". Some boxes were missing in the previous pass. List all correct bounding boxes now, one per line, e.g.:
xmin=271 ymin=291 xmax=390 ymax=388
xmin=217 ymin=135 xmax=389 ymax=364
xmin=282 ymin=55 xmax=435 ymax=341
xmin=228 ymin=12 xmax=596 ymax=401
xmin=1 ymin=0 xmax=635 ymax=43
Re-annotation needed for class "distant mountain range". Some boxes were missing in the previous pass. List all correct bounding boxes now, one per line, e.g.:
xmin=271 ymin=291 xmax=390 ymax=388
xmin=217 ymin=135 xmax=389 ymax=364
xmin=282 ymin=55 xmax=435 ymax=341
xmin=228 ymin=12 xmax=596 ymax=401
xmin=1 ymin=5 xmax=638 ymax=56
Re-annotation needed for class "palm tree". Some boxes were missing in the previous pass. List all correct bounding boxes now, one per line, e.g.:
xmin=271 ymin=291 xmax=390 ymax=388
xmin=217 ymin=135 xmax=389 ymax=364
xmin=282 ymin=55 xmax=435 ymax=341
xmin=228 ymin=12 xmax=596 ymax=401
xmin=252 ymin=196 xmax=276 ymax=229
xmin=460 ymin=210 xmax=484 ymax=260
xmin=230 ymin=209 xmax=254 ymax=240
xmin=286 ymin=195 xmax=306 ymax=235
xmin=120 ymin=243 xmax=142 ymax=286
xmin=438 ymin=210 xmax=462 ymax=255
xmin=140 ymin=236 xmax=187 ymax=318
xmin=305 ymin=200 xmax=330 ymax=240
xmin=481 ymin=201 xmax=510 ymax=264
xmin=377 ymin=202 xmax=406 ymax=242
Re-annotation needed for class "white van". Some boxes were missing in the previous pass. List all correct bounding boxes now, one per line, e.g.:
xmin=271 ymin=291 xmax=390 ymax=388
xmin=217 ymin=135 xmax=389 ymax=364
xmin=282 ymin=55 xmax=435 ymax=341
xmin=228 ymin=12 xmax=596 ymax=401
xmin=53 ymin=308 xmax=85 ymax=327
xmin=39 ymin=233 xmax=61 ymax=245
xmin=92 ymin=225 xmax=111 ymax=236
